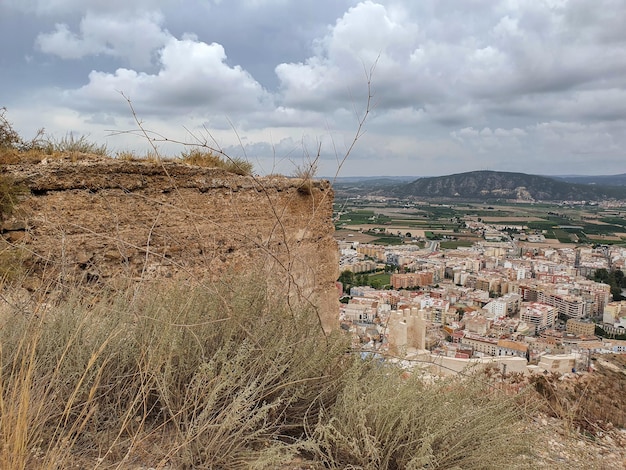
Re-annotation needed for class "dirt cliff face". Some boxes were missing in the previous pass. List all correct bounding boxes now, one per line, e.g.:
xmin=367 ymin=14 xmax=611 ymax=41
xmin=2 ymin=156 xmax=339 ymax=331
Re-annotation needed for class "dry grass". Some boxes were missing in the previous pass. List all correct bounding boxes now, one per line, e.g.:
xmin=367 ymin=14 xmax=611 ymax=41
xmin=45 ymin=133 xmax=108 ymax=157
xmin=309 ymin=365 xmax=534 ymax=470
xmin=180 ymin=148 xmax=253 ymax=176
xmin=0 ymin=277 xmax=349 ymax=468
xmin=0 ymin=276 xmax=535 ymax=469
xmin=529 ymin=358 xmax=626 ymax=434
xmin=0 ymin=175 xmax=27 ymax=220
xmin=0 ymin=241 xmax=27 ymax=284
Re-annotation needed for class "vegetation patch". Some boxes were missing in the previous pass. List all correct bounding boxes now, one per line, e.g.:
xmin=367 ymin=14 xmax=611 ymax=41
xmin=370 ymin=236 xmax=404 ymax=245
xmin=529 ymin=355 xmax=626 ymax=432
xmin=180 ymin=148 xmax=253 ymax=175
xmin=0 ymin=279 xmax=533 ymax=468
xmin=440 ymin=239 xmax=474 ymax=249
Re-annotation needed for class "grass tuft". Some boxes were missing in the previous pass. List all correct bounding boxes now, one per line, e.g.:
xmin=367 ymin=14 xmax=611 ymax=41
xmin=45 ymin=133 xmax=108 ymax=157
xmin=0 ymin=175 xmax=27 ymax=220
xmin=180 ymin=148 xmax=253 ymax=175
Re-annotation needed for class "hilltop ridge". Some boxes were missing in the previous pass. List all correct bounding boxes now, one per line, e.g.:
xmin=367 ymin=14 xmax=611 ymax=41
xmin=389 ymin=170 xmax=626 ymax=201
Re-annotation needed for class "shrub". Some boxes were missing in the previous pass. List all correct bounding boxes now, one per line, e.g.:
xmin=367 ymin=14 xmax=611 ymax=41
xmin=0 ymin=107 xmax=23 ymax=150
xmin=180 ymin=148 xmax=253 ymax=176
xmin=0 ymin=107 xmax=45 ymax=154
xmin=0 ymin=275 xmax=535 ymax=469
xmin=309 ymin=364 xmax=533 ymax=469
xmin=0 ymin=277 xmax=350 ymax=468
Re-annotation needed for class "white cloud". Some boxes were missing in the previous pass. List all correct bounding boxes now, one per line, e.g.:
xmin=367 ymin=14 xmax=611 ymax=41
xmin=273 ymin=0 xmax=626 ymax=123
xmin=276 ymin=1 xmax=421 ymax=110
xmin=65 ymin=35 xmax=272 ymax=116
xmin=5 ymin=0 xmax=626 ymax=176
xmin=36 ymin=11 xmax=169 ymax=67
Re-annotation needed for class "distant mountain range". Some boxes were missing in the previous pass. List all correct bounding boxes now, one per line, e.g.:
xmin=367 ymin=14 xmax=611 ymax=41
xmin=333 ymin=170 xmax=626 ymax=201
xmin=550 ymin=173 xmax=626 ymax=186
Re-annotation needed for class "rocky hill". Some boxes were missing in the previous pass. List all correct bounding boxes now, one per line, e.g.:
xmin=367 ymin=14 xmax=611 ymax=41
xmin=393 ymin=170 xmax=626 ymax=201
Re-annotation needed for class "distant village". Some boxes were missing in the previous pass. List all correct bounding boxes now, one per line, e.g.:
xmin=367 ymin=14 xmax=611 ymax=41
xmin=337 ymin=218 xmax=626 ymax=377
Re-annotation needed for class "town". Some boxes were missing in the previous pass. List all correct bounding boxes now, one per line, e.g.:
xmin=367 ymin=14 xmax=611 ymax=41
xmin=335 ymin=197 xmax=626 ymax=376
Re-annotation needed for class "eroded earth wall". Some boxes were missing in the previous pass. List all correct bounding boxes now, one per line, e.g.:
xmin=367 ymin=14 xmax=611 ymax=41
xmin=2 ymin=157 xmax=339 ymax=331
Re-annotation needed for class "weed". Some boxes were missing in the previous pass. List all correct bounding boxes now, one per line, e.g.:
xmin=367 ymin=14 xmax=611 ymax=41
xmin=180 ymin=148 xmax=253 ymax=176
xmin=46 ymin=132 xmax=108 ymax=157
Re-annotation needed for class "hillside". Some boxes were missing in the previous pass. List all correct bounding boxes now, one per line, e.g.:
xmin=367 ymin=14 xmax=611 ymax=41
xmin=393 ymin=170 xmax=626 ymax=201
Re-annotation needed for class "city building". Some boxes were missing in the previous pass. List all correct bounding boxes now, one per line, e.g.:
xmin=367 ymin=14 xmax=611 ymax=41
xmin=566 ymin=319 xmax=596 ymax=336
xmin=521 ymin=302 xmax=556 ymax=334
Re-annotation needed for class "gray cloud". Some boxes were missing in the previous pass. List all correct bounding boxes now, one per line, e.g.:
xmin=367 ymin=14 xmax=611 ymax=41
xmin=1 ymin=0 xmax=626 ymax=177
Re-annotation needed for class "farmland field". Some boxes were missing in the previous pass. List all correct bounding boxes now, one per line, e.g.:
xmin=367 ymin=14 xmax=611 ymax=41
xmin=334 ymin=200 xmax=626 ymax=247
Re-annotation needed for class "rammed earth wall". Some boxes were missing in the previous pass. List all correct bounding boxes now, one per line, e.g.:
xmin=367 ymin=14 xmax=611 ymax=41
xmin=2 ymin=157 xmax=339 ymax=331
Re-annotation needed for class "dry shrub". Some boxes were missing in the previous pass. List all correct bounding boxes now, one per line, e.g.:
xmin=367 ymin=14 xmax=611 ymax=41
xmin=0 ymin=107 xmax=26 ymax=151
xmin=0 ymin=107 xmax=46 ymax=154
xmin=0 ymin=276 xmax=350 ymax=469
xmin=0 ymin=276 xmax=535 ymax=469
xmin=180 ymin=148 xmax=253 ymax=176
xmin=529 ymin=361 xmax=626 ymax=434
xmin=309 ymin=364 xmax=534 ymax=470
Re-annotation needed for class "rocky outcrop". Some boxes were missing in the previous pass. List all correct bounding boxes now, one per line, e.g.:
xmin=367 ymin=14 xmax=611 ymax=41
xmin=2 ymin=156 xmax=339 ymax=331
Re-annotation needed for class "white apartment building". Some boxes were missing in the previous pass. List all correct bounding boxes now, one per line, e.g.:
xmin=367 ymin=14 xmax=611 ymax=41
xmin=521 ymin=302 xmax=556 ymax=334
xmin=484 ymin=292 xmax=522 ymax=318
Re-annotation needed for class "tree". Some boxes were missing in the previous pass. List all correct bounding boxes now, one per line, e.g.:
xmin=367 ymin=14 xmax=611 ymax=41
xmin=592 ymin=268 xmax=609 ymax=283
xmin=338 ymin=270 xmax=354 ymax=287
xmin=611 ymin=284 xmax=624 ymax=301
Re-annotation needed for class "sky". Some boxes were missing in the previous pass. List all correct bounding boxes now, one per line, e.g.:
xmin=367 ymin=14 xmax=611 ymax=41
xmin=1 ymin=0 xmax=626 ymax=177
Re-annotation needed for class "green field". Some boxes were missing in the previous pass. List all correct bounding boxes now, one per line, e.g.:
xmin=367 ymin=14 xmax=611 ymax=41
xmin=368 ymin=272 xmax=391 ymax=287
xmin=440 ymin=239 xmax=475 ymax=249
xmin=334 ymin=199 xmax=626 ymax=246
xmin=370 ymin=236 xmax=404 ymax=245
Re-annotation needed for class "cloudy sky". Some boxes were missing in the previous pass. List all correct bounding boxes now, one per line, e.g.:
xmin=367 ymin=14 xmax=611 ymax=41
xmin=1 ymin=0 xmax=625 ymax=177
